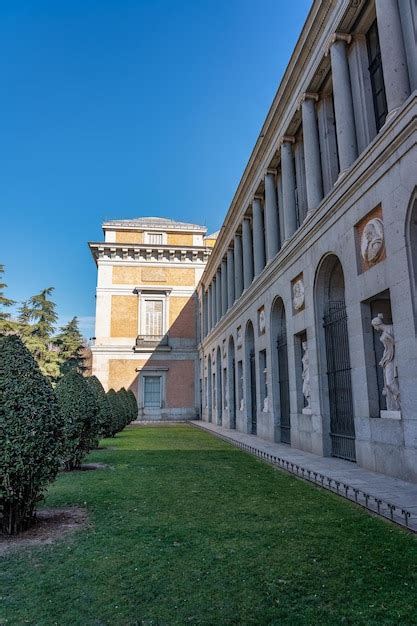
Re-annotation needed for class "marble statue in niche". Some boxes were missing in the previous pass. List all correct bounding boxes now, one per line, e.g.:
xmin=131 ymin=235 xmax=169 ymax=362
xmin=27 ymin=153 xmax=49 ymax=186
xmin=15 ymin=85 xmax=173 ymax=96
xmin=263 ymin=367 xmax=269 ymax=412
xmin=236 ymin=326 xmax=242 ymax=348
xmin=371 ymin=314 xmax=401 ymax=414
xmin=301 ymin=340 xmax=312 ymax=414
xmin=258 ymin=308 xmax=266 ymax=335
xmin=293 ymin=278 xmax=305 ymax=311
xmin=361 ymin=218 xmax=385 ymax=265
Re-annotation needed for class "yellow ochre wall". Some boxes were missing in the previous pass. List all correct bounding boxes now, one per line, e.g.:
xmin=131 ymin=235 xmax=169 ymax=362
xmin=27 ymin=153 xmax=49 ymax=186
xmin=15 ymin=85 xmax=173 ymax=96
xmin=166 ymin=233 xmax=194 ymax=246
xmin=115 ymin=231 xmax=143 ymax=244
xmin=112 ymin=266 xmax=196 ymax=286
xmin=110 ymin=295 xmax=138 ymax=337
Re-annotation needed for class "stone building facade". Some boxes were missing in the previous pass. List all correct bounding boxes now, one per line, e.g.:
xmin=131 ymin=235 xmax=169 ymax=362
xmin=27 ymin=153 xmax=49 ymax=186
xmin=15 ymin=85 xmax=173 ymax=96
xmin=89 ymin=217 xmax=215 ymax=420
xmin=198 ymin=0 xmax=417 ymax=482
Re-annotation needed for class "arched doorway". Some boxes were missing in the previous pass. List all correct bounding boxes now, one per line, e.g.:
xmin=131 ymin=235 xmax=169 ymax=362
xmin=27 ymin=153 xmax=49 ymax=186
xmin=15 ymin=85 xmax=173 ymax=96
xmin=207 ymin=356 xmax=212 ymax=422
xmin=228 ymin=336 xmax=236 ymax=429
xmin=216 ymin=346 xmax=222 ymax=425
xmin=315 ymin=254 xmax=355 ymax=461
xmin=245 ymin=321 xmax=257 ymax=435
xmin=270 ymin=297 xmax=290 ymax=444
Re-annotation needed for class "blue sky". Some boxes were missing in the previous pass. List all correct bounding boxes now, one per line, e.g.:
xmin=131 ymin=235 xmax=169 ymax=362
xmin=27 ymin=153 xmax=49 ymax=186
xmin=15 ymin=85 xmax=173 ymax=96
xmin=1 ymin=0 xmax=311 ymax=337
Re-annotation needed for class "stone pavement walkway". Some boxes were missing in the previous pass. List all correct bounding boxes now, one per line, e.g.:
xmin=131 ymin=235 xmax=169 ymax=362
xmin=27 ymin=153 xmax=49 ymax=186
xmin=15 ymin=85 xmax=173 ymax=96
xmin=191 ymin=420 xmax=417 ymax=532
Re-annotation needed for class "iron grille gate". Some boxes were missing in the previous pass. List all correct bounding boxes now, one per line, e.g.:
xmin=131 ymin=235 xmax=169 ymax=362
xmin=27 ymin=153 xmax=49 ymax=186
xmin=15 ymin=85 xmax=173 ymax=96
xmin=323 ymin=301 xmax=356 ymax=461
xmin=277 ymin=328 xmax=291 ymax=444
xmin=250 ymin=350 xmax=257 ymax=435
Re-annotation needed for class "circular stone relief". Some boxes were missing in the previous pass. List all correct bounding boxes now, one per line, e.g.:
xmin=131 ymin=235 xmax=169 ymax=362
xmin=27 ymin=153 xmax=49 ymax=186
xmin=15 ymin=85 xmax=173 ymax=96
xmin=360 ymin=217 xmax=384 ymax=265
xmin=292 ymin=279 xmax=305 ymax=311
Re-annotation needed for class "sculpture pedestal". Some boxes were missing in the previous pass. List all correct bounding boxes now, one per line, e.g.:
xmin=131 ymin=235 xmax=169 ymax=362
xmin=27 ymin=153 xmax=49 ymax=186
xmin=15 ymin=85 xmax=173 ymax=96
xmin=380 ymin=410 xmax=401 ymax=420
xmin=302 ymin=407 xmax=312 ymax=415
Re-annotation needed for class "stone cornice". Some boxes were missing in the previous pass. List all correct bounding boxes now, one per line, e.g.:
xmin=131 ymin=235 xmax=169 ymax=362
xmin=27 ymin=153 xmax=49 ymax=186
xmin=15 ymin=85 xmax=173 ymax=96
xmin=89 ymin=242 xmax=212 ymax=266
xmin=201 ymin=95 xmax=417 ymax=343
xmin=202 ymin=0 xmax=365 ymax=283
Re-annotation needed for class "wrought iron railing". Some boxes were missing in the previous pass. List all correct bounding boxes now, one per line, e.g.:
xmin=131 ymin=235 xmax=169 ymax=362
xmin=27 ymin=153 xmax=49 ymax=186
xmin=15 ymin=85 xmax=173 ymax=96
xmin=190 ymin=423 xmax=416 ymax=532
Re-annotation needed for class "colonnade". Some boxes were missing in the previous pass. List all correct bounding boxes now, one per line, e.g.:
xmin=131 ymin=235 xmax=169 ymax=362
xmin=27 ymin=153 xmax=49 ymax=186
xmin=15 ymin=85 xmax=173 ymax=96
xmin=203 ymin=0 xmax=414 ymax=338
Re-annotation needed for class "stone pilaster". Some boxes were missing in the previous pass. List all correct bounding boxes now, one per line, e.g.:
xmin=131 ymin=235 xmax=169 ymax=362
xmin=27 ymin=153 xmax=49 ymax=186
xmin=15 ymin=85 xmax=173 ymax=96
xmin=242 ymin=217 xmax=254 ymax=289
xmin=280 ymin=136 xmax=297 ymax=241
xmin=264 ymin=171 xmax=280 ymax=260
xmin=300 ymin=93 xmax=323 ymax=212
xmin=252 ymin=196 xmax=266 ymax=276
xmin=227 ymin=247 xmax=235 ymax=309
xmin=327 ymin=33 xmax=358 ymax=174
xmin=375 ymin=0 xmax=410 ymax=119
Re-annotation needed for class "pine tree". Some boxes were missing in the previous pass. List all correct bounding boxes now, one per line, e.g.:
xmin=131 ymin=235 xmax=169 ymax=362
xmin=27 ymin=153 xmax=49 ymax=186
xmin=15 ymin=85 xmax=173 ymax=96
xmin=54 ymin=316 xmax=86 ymax=375
xmin=0 ymin=265 xmax=16 ymax=334
xmin=21 ymin=288 xmax=60 ymax=380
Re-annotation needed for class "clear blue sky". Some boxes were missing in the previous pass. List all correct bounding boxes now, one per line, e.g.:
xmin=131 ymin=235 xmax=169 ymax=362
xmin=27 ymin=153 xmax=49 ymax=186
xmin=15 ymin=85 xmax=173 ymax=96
xmin=1 ymin=0 xmax=311 ymax=337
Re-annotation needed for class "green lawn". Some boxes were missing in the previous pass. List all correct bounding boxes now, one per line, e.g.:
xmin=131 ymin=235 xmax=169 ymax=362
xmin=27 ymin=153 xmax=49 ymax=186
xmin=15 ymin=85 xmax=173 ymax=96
xmin=2 ymin=425 xmax=417 ymax=625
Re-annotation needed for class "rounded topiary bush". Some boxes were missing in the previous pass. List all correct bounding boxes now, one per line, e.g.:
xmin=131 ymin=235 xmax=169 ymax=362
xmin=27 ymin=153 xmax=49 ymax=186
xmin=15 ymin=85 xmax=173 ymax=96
xmin=85 ymin=375 xmax=113 ymax=439
xmin=118 ymin=387 xmax=133 ymax=428
xmin=127 ymin=390 xmax=138 ymax=422
xmin=55 ymin=369 xmax=100 ymax=470
xmin=106 ymin=388 xmax=122 ymax=436
xmin=0 ymin=335 xmax=64 ymax=535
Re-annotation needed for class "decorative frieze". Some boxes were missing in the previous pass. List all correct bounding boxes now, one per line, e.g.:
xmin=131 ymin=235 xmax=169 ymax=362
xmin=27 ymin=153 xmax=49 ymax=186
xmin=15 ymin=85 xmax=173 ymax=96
xmin=91 ymin=242 xmax=211 ymax=264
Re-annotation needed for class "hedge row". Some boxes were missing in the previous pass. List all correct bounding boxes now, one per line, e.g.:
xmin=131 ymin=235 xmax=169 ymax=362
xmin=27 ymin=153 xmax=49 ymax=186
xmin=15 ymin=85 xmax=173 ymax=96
xmin=0 ymin=335 xmax=138 ymax=535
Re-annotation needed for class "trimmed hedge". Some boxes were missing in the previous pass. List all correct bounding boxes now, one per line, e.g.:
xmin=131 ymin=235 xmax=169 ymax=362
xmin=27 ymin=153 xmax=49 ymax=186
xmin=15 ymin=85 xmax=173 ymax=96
xmin=105 ymin=388 xmax=136 ymax=436
xmin=0 ymin=335 xmax=64 ymax=535
xmin=55 ymin=369 xmax=100 ymax=470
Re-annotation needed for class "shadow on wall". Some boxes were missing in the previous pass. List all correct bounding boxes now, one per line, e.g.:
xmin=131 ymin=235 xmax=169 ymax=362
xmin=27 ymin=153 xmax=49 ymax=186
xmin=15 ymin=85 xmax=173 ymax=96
xmin=108 ymin=293 xmax=198 ymax=413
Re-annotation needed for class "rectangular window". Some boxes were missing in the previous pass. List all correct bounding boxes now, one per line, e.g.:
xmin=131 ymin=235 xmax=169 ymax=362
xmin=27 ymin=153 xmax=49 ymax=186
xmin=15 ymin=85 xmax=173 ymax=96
xmin=146 ymin=232 xmax=163 ymax=245
xmin=367 ymin=20 xmax=388 ymax=132
xmin=144 ymin=376 xmax=161 ymax=408
xmin=144 ymin=300 xmax=163 ymax=337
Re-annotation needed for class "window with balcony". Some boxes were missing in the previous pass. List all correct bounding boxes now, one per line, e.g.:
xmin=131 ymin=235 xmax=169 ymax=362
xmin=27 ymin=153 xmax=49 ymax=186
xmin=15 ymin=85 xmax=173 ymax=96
xmin=367 ymin=20 xmax=388 ymax=132
xmin=144 ymin=299 xmax=163 ymax=337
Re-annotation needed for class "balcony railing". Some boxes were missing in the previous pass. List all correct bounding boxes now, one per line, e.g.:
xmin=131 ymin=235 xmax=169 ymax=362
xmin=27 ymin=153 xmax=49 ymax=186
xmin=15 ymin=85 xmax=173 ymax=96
xmin=134 ymin=335 xmax=169 ymax=350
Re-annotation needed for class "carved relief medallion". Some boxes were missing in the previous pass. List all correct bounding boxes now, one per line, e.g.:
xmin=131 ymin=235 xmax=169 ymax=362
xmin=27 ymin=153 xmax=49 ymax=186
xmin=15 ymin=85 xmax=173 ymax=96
xmin=258 ymin=307 xmax=266 ymax=335
xmin=292 ymin=278 xmax=305 ymax=312
xmin=360 ymin=218 xmax=385 ymax=266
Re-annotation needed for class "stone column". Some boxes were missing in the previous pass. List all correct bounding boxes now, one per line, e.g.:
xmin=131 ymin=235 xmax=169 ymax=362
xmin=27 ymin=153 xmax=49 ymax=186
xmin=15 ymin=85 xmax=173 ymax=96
xmin=327 ymin=33 xmax=358 ymax=174
xmin=216 ymin=268 xmax=221 ymax=323
xmin=242 ymin=217 xmax=254 ymax=289
xmin=375 ymin=0 xmax=410 ymax=119
xmin=317 ymin=95 xmax=339 ymax=195
xmin=234 ymin=233 xmax=244 ymax=299
xmin=280 ymin=136 xmax=297 ymax=241
xmin=300 ymin=93 xmax=323 ymax=212
xmin=221 ymin=258 xmax=228 ymax=316
xmin=207 ymin=284 xmax=212 ymax=332
xmin=276 ymin=171 xmax=284 ymax=248
xmin=203 ymin=289 xmax=208 ymax=337
xmin=211 ymin=280 xmax=216 ymax=328
xmin=398 ymin=0 xmax=417 ymax=92
xmin=264 ymin=171 xmax=280 ymax=261
xmin=227 ymin=247 xmax=235 ymax=309
xmin=252 ymin=196 xmax=266 ymax=276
